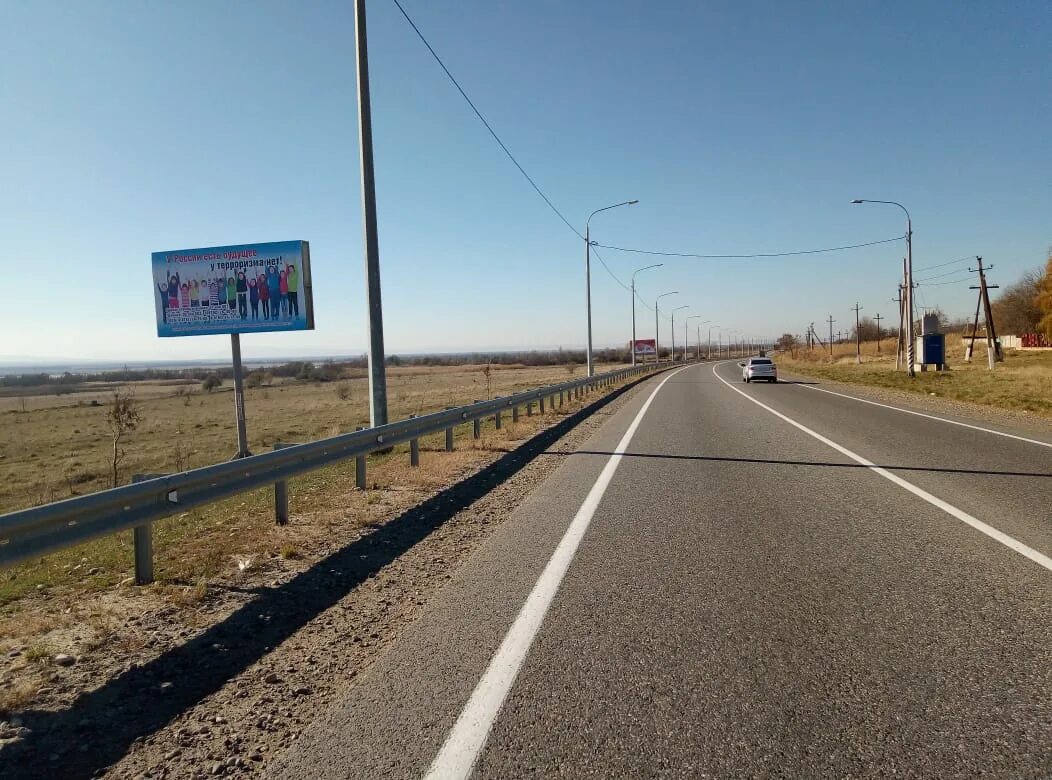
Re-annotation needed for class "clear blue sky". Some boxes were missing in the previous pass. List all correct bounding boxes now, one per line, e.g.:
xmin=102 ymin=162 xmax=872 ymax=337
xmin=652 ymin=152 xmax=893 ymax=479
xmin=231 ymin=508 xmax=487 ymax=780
xmin=2 ymin=0 xmax=1049 ymax=361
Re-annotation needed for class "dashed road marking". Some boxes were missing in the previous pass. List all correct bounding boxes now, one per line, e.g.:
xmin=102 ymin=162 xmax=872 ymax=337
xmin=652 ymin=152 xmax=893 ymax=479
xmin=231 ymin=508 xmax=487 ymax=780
xmin=714 ymin=363 xmax=1052 ymax=573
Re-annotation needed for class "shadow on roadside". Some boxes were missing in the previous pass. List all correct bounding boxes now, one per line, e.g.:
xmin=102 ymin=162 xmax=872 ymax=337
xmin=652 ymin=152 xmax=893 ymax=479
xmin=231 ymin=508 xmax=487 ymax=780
xmin=0 ymin=372 xmax=659 ymax=779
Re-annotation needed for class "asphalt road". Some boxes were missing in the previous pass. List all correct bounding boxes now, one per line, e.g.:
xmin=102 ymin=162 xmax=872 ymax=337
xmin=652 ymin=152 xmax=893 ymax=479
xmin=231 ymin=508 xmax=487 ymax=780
xmin=268 ymin=361 xmax=1052 ymax=779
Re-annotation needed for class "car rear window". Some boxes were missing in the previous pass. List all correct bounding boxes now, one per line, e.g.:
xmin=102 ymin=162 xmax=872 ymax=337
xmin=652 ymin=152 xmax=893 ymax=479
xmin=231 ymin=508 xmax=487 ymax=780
xmin=751 ymin=359 xmax=772 ymax=365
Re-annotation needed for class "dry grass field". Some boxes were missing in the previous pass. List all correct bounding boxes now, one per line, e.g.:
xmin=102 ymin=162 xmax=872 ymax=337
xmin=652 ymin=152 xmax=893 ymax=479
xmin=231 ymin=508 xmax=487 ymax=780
xmin=776 ymin=334 xmax=1052 ymax=417
xmin=0 ymin=361 xmax=627 ymax=607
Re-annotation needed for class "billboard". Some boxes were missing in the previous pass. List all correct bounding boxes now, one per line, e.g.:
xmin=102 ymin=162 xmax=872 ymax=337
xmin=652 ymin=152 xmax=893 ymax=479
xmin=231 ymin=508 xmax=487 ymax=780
xmin=152 ymin=241 xmax=314 ymax=337
xmin=631 ymin=339 xmax=656 ymax=355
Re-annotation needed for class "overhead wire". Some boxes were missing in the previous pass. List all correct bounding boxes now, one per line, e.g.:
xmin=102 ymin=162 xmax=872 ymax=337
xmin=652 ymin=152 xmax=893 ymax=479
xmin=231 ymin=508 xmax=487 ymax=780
xmin=389 ymin=0 xmax=584 ymax=240
xmin=589 ymin=245 xmax=631 ymax=292
xmin=592 ymin=235 xmax=904 ymax=260
xmin=914 ymin=267 xmax=973 ymax=283
xmin=913 ymin=255 xmax=973 ymax=273
xmin=393 ymin=0 xmax=929 ymax=307
xmin=918 ymin=278 xmax=973 ymax=288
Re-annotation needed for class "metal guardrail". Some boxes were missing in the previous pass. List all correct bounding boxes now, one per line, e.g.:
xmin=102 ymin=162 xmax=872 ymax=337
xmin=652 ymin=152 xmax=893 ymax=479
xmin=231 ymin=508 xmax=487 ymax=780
xmin=0 ymin=362 xmax=668 ymax=583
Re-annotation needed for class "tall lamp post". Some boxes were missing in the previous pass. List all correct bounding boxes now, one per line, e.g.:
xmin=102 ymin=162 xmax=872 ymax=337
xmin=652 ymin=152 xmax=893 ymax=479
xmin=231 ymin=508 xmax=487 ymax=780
xmin=670 ymin=306 xmax=689 ymax=363
xmin=685 ymin=315 xmax=703 ymax=361
xmin=354 ymin=0 xmax=388 ymax=428
xmin=585 ymin=199 xmax=638 ymax=376
xmin=852 ymin=198 xmax=914 ymax=376
xmin=631 ymin=263 xmax=662 ymax=366
xmin=655 ymin=291 xmax=678 ymax=364
xmin=708 ymin=324 xmax=718 ymax=359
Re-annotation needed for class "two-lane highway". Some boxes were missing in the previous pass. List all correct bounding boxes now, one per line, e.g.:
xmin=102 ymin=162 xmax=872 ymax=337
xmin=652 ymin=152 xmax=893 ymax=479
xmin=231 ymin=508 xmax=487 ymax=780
xmin=269 ymin=361 xmax=1051 ymax=778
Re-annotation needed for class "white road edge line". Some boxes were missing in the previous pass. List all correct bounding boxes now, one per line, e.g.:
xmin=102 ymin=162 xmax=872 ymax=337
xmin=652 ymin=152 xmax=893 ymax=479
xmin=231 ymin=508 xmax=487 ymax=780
xmin=794 ymin=382 xmax=1052 ymax=449
xmin=712 ymin=363 xmax=1052 ymax=573
xmin=423 ymin=366 xmax=689 ymax=780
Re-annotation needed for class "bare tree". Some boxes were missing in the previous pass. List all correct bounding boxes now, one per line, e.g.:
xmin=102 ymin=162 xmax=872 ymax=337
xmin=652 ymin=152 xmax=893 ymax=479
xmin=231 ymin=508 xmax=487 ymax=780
xmin=106 ymin=389 xmax=143 ymax=487
xmin=991 ymin=268 xmax=1043 ymax=335
xmin=1032 ymin=252 xmax=1052 ymax=339
xmin=776 ymin=333 xmax=799 ymax=358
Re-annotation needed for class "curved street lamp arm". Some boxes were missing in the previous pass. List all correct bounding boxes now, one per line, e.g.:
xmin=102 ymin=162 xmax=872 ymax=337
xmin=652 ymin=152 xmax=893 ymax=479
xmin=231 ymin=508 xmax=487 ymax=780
xmin=851 ymin=198 xmax=911 ymax=225
xmin=631 ymin=263 xmax=663 ymax=283
xmin=587 ymin=200 xmax=639 ymax=233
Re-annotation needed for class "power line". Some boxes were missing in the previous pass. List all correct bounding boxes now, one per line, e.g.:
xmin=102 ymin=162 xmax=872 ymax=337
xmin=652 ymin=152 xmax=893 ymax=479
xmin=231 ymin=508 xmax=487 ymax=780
xmin=593 ymin=235 xmax=903 ymax=259
xmin=913 ymin=255 xmax=972 ymax=273
xmin=918 ymin=278 xmax=972 ymax=288
xmin=914 ymin=267 xmax=972 ymax=283
xmin=390 ymin=0 xmax=584 ymax=240
xmin=392 ymin=0 xmax=913 ymax=274
xmin=589 ymin=245 xmax=631 ymax=292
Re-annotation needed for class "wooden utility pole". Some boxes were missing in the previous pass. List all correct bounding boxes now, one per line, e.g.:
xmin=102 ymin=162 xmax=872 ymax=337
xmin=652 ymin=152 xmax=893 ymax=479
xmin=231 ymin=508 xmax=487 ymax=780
xmin=827 ymin=315 xmax=835 ymax=357
xmin=810 ymin=323 xmax=825 ymax=350
xmin=851 ymin=302 xmax=863 ymax=363
xmin=966 ymin=256 xmax=1002 ymax=368
xmin=874 ymin=313 xmax=884 ymax=355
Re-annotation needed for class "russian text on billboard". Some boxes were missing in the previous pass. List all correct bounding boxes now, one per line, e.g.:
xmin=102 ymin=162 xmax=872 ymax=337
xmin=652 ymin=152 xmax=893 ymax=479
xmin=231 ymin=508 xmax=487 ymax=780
xmin=151 ymin=241 xmax=314 ymax=337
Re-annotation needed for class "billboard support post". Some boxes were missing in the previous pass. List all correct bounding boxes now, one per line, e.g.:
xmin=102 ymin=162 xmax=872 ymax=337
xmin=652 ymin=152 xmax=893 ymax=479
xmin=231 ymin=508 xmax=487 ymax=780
xmin=230 ymin=334 xmax=251 ymax=459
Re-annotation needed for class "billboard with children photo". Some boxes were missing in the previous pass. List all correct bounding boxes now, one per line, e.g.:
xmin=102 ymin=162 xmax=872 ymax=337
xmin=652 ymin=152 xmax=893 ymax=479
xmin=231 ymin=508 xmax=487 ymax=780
xmin=152 ymin=241 xmax=314 ymax=337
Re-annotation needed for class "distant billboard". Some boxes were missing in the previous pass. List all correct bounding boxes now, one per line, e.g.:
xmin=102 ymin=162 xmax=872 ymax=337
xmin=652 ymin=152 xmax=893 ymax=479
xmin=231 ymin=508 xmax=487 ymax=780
xmin=632 ymin=339 xmax=656 ymax=355
xmin=152 ymin=241 xmax=314 ymax=337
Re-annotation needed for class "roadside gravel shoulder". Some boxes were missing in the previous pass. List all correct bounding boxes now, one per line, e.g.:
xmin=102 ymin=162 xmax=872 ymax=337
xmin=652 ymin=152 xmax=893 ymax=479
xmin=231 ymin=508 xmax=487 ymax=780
xmin=0 ymin=371 xmax=662 ymax=779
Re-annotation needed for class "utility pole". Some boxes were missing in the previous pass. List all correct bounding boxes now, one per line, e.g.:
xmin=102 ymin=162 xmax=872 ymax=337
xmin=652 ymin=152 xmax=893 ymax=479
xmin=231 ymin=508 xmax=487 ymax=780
xmin=874 ymin=313 xmax=884 ymax=355
xmin=354 ymin=0 xmax=388 ymax=428
xmin=851 ymin=302 xmax=863 ymax=364
xmin=893 ymin=285 xmax=904 ymax=371
xmin=827 ymin=315 xmax=835 ymax=357
xmin=903 ymin=256 xmax=916 ymax=377
xmin=967 ymin=256 xmax=1002 ymax=369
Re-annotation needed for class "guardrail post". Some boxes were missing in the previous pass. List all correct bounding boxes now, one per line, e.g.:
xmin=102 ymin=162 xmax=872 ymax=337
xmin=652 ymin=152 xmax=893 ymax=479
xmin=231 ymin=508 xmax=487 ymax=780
xmin=539 ymin=396 xmax=545 ymax=413
xmin=273 ymin=443 xmax=292 ymax=525
xmin=494 ymin=409 xmax=502 ymax=429
xmin=444 ymin=407 xmax=455 ymax=451
xmin=526 ymin=401 xmax=533 ymax=417
xmin=355 ymin=426 xmax=368 ymax=489
xmin=409 ymin=415 xmax=420 ymax=467
xmin=512 ymin=405 xmax=519 ymax=422
xmin=558 ymin=390 xmax=564 ymax=407
xmin=131 ymin=474 xmax=157 ymax=585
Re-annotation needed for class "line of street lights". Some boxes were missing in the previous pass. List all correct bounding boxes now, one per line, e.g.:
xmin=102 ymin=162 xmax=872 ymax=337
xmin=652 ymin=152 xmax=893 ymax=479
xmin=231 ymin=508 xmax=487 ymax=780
xmin=582 ymin=200 xmax=778 ymax=372
xmin=584 ymin=197 xmax=913 ymax=374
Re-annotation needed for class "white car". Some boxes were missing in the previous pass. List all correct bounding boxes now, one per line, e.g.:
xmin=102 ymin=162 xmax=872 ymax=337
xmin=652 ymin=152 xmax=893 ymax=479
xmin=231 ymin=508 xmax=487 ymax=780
xmin=740 ymin=357 xmax=777 ymax=383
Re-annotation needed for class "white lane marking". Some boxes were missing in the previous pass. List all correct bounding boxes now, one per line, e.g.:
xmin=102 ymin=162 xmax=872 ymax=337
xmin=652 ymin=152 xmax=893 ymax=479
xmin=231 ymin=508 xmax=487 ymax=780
xmin=792 ymin=382 xmax=1052 ymax=449
xmin=712 ymin=363 xmax=1052 ymax=573
xmin=423 ymin=367 xmax=689 ymax=780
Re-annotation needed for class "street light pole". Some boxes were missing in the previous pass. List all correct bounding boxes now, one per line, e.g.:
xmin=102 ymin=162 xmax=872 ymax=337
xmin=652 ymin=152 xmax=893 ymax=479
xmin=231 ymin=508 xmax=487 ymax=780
xmin=585 ymin=200 xmax=638 ymax=376
xmin=852 ymin=198 xmax=914 ymax=376
xmin=354 ymin=0 xmax=388 ymax=427
xmin=708 ymin=325 xmax=716 ymax=359
xmin=655 ymin=291 xmax=678 ymax=364
xmin=630 ymin=263 xmax=662 ymax=366
xmin=671 ymin=306 xmax=688 ymax=363
xmin=685 ymin=315 xmax=702 ymax=362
